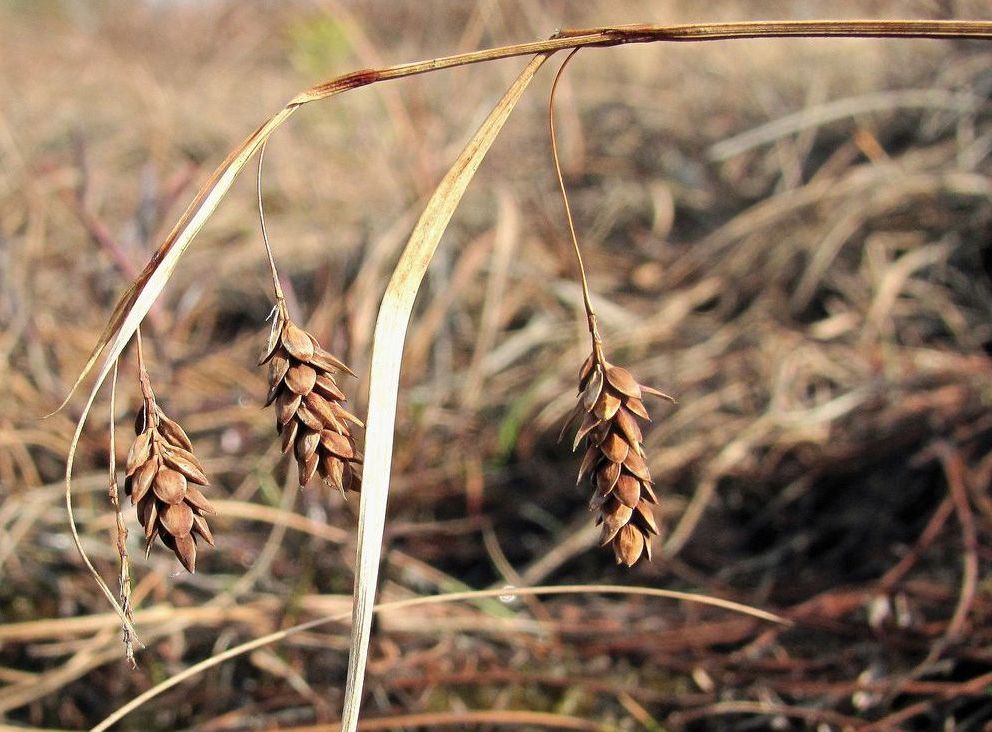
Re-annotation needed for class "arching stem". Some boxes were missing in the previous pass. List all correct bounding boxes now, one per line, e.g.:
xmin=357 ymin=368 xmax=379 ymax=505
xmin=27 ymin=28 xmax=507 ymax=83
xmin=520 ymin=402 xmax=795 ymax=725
xmin=549 ymin=48 xmax=604 ymax=365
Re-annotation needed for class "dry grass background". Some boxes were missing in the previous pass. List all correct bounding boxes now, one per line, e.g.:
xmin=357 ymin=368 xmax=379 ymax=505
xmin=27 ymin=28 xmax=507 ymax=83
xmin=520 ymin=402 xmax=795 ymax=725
xmin=2 ymin=1 xmax=992 ymax=730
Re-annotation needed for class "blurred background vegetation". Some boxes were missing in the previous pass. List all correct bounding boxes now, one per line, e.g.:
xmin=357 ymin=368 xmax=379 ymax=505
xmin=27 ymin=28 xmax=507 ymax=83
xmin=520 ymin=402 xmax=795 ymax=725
xmin=2 ymin=1 xmax=992 ymax=729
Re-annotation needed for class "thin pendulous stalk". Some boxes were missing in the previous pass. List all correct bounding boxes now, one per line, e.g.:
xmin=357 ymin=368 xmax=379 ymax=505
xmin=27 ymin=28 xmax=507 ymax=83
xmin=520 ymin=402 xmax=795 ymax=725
xmin=256 ymin=139 xmax=285 ymax=306
xmin=548 ymin=48 xmax=605 ymax=361
xmin=134 ymin=327 xmax=154 ymax=416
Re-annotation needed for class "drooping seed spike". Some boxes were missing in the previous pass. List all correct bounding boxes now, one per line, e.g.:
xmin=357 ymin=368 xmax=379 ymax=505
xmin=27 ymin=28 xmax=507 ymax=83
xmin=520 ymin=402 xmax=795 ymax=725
xmin=281 ymin=321 xmax=315 ymax=361
xmin=261 ymin=315 xmax=364 ymax=497
xmin=568 ymin=351 xmax=671 ymax=566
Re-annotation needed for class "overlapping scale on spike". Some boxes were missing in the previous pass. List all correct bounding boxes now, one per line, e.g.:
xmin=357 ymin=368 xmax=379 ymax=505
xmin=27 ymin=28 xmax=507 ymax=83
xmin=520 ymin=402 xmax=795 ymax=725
xmin=565 ymin=354 xmax=671 ymax=566
xmin=261 ymin=308 xmax=363 ymax=495
xmin=124 ymin=404 xmax=216 ymax=572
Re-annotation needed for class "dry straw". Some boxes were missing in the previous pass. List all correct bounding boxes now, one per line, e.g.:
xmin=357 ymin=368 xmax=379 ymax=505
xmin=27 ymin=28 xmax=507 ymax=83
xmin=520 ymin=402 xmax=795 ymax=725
xmin=54 ymin=19 xmax=992 ymax=732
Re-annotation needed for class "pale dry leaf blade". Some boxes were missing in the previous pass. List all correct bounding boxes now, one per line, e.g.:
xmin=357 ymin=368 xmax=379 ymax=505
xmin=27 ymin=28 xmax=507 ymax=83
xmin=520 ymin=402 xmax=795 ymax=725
xmin=341 ymin=52 xmax=552 ymax=732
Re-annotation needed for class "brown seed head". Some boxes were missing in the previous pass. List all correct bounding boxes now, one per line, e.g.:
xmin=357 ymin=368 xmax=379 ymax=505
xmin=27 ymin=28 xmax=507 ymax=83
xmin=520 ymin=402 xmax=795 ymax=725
xmin=261 ymin=307 xmax=363 ymax=495
xmin=565 ymin=354 xmax=671 ymax=567
xmin=124 ymin=404 xmax=215 ymax=573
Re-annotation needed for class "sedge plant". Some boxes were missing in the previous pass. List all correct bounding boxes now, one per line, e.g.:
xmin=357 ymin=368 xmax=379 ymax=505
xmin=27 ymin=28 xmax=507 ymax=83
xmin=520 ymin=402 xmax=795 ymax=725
xmin=52 ymin=19 xmax=992 ymax=732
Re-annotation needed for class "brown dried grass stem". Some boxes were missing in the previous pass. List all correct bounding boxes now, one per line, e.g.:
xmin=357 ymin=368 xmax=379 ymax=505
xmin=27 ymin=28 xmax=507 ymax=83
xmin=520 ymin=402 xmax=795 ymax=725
xmin=91 ymin=583 xmax=785 ymax=732
xmin=299 ymin=21 xmax=992 ymax=105
xmin=63 ymin=401 xmax=139 ymax=645
xmin=281 ymin=710 xmax=617 ymax=731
